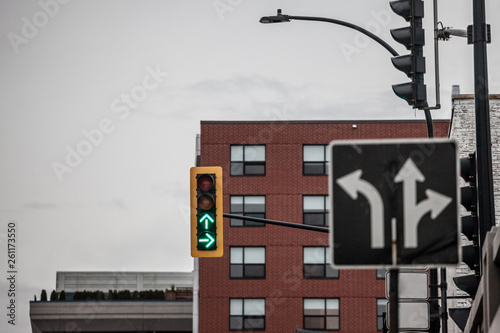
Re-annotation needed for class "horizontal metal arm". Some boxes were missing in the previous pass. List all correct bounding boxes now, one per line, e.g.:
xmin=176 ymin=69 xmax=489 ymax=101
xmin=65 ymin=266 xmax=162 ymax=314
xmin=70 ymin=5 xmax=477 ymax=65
xmin=223 ymin=213 xmax=329 ymax=233
xmin=437 ymin=27 xmax=468 ymax=40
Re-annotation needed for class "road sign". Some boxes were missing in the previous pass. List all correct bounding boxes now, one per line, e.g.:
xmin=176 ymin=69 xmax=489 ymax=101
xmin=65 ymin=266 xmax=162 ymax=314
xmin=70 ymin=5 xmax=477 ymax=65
xmin=387 ymin=301 xmax=430 ymax=330
xmin=329 ymin=139 xmax=459 ymax=267
xmin=385 ymin=270 xmax=429 ymax=299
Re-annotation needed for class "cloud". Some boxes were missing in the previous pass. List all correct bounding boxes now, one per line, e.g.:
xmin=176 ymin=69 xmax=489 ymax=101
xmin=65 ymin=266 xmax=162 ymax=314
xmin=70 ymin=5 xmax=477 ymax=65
xmin=98 ymin=198 xmax=128 ymax=211
xmin=138 ymin=75 xmax=347 ymax=120
xmin=136 ymin=75 xmax=449 ymax=122
xmin=22 ymin=202 xmax=57 ymax=210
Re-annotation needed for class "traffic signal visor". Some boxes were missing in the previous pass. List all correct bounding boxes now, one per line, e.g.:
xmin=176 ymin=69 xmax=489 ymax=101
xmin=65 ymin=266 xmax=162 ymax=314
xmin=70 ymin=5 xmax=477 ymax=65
xmin=190 ymin=166 xmax=223 ymax=258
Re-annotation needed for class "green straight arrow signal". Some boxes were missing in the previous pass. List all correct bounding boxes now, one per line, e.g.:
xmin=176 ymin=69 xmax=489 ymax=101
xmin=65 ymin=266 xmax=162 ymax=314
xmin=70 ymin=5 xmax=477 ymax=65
xmin=199 ymin=233 xmax=215 ymax=248
xmin=199 ymin=213 xmax=215 ymax=229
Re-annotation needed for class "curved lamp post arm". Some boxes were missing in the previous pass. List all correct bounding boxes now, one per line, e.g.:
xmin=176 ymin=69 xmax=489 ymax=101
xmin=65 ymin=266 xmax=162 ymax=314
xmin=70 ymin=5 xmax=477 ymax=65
xmin=290 ymin=16 xmax=400 ymax=57
xmin=260 ymin=10 xmax=400 ymax=57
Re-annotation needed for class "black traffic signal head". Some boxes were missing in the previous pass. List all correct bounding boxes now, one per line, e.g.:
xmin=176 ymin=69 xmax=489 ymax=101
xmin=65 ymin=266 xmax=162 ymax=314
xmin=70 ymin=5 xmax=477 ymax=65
xmin=391 ymin=54 xmax=426 ymax=78
xmin=390 ymin=0 xmax=423 ymax=21
xmin=196 ymin=174 xmax=217 ymax=251
xmin=389 ymin=0 xmax=427 ymax=108
xmin=460 ymin=187 xmax=476 ymax=212
xmin=460 ymin=153 xmax=476 ymax=183
xmin=459 ymin=153 xmax=477 ymax=213
xmin=392 ymin=82 xmax=426 ymax=106
xmin=390 ymin=26 xmax=425 ymax=50
xmin=453 ymin=152 xmax=480 ymax=302
xmin=452 ymin=274 xmax=479 ymax=298
xmin=461 ymin=215 xmax=476 ymax=240
xmin=449 ymin=308 xmax=471 ymax=332
xmin=461 ymin=245 xmax=479 ymax=271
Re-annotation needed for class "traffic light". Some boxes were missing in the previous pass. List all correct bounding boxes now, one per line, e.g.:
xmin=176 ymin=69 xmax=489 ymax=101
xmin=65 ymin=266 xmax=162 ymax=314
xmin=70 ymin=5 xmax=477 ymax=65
xmin=457 ymin=153 xmax=480 ymax=277
xmin=389 ymin=0 xmax=427 ymax=108
xmin=190 ymin=166 xmax=223 ymax=258
xmin=450 ymin=153 xmax=479 ymax=330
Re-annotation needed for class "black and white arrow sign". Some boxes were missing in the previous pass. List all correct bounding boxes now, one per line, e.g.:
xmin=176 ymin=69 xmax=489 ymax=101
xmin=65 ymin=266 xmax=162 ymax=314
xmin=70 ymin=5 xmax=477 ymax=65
xmin=329 ymin=139 xmax=460 ymax=268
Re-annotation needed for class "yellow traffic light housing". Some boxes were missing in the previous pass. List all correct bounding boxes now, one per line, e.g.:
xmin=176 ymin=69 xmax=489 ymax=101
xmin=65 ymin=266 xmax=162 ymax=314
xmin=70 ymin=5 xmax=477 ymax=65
xmin=190 ymin=166 xmax=223 ymax=257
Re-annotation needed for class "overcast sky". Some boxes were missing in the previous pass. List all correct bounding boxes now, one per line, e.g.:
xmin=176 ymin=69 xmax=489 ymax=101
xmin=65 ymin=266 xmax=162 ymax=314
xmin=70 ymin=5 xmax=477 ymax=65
xmin=1 ymin=0 xmax=499 ymax=331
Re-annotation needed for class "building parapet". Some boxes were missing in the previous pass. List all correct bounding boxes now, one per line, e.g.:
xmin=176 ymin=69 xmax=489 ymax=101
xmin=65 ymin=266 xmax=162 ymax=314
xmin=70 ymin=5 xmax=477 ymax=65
xmin=30 ymin=300 xmax=193 ymax=333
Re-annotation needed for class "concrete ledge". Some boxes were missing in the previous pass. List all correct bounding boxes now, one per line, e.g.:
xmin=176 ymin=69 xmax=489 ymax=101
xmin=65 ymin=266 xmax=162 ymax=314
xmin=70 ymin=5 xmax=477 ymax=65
xmin=30 ymin=300 xmax=192 ymax=333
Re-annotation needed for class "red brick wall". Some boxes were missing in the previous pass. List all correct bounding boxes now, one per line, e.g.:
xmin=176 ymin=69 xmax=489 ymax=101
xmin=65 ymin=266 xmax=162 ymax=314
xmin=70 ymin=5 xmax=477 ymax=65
xmin=198 ymin=120 xmax=449 ymax=333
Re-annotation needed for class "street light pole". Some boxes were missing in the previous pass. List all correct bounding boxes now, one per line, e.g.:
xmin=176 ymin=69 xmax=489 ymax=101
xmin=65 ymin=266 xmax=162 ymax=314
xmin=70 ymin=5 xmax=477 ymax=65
xmin=472 ymin=0 xmax=495 ymax=254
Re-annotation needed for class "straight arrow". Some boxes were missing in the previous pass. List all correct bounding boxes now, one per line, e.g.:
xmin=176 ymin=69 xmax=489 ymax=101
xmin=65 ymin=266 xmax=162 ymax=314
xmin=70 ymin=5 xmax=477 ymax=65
xmin=394 ymin=158 xmax=452 ymax=248
xmin=200 ymin=213 xmax=215 ymax=229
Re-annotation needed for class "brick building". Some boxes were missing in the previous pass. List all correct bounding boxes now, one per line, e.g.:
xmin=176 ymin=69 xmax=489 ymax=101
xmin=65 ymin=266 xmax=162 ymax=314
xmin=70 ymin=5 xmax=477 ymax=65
xmin=196 ymin=120 xmax=450 ymax=333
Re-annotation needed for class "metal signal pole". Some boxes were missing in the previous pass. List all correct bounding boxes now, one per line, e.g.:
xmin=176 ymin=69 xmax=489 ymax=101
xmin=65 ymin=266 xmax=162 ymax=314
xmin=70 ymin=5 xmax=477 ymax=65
xmin=472 ymin=0 xmax=495 ymax=254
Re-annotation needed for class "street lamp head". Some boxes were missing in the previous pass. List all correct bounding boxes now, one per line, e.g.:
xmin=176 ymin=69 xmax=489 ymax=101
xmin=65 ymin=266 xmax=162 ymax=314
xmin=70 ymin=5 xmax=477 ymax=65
xmin=259 ymin=9 xmax=290 ymax=24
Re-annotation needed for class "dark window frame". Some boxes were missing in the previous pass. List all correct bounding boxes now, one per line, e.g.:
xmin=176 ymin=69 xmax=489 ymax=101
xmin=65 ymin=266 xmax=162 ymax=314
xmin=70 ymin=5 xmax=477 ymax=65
xmin=303 ymin=247 xmax=339 ymax=279
xmin=230 ymin=246 xmax=266 ymax=279
xmin=303 ymin=195 xmax=329 ymax=226
xmin=229 ymin=298 xmax=266 ymax=331
xmin=303 ymin=144 xmax=329 ymax=176
xmin=303 ymin=298 xmax=340 ymax=331
xmin=230 ymin=195 xmax=266 ymax=227
xmin=230 ymin=145 xmax=266 ymax=176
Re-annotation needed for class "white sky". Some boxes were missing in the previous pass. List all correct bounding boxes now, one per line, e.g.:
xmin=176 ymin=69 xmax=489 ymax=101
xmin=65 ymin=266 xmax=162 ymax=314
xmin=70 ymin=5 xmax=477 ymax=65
xmin=0 ymin=0 xmax=499 ymax=331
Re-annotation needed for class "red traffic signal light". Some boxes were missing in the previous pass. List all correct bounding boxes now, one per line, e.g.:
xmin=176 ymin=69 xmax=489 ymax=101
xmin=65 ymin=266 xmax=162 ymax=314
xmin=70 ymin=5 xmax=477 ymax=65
xmin=197 ymin=174 xmax=214 ymax=191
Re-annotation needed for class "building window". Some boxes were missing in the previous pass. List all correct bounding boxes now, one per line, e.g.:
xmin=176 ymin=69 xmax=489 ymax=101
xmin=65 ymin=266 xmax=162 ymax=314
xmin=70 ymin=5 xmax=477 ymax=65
xmin=303 ymin=196 xmax=329 ymax=226
xmin=376 ymin=269 xmax=387 ymax=279
xmin=230 ymin=196 xmax=265 ymax=227
xmin=303 ymin=298 xmax=340 ymax=331
xmin=230 ymin=298 xmax=265 ymax=331
xmin=377 ymin=299 xmax=387 ymax=331
xmin=303 ymin=247 xmax=339 ymax=279
xmin=303 ymin=145 xmax=329 ymax=175
xmin=231 ymin=145 xmax=266 ymax=176
xmin=230 ymin=247 xmax=265 ymax=279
